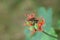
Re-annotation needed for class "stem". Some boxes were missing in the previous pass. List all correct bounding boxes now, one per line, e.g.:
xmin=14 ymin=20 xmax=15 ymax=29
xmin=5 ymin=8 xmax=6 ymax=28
xmin=42 ymin=31 xmax=58 ymax=39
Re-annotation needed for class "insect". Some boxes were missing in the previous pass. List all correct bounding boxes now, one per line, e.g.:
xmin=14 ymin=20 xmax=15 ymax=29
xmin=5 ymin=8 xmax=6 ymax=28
xmin=24 ymin=13 xmax=45 ymax=35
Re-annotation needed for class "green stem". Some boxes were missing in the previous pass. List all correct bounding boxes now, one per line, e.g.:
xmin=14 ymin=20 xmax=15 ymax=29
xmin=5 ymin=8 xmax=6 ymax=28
xmin=42 ymin=31 xmax=58 ymax=39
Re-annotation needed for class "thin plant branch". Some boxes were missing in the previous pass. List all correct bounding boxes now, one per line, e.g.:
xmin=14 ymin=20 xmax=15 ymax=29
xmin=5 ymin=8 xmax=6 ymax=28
xmin=42 ymin=31 xmax=58 ymax=39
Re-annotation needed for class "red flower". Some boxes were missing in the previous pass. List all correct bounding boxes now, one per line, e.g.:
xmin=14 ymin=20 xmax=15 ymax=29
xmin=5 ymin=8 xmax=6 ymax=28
xmin=25 ymin=13 xmax=35 ymax=21
xmin=38 ymin=18 xmax=45 ymax=31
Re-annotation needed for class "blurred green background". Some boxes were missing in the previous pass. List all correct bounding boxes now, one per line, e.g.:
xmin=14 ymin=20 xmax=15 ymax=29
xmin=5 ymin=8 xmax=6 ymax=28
xmin=0 ymin=0 xmax=60 ymax=40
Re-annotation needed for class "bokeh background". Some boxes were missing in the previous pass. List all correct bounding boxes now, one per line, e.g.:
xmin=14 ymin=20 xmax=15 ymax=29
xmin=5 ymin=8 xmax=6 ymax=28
xmin=0 ymin=0 xmax=60 ymax=40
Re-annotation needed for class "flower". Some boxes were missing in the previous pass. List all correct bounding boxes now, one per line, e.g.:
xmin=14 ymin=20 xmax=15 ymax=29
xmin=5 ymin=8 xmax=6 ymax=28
xmin=25 ymin=13 xmax=45 ymax=34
